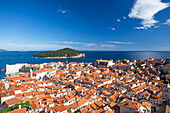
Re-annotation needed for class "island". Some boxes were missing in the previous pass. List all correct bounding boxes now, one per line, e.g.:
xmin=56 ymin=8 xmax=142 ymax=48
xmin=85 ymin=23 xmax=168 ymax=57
xmin=0 ymin=49 xmax=7 ymax=52
xmin=33 ymin=48 xmax=85 ymax=59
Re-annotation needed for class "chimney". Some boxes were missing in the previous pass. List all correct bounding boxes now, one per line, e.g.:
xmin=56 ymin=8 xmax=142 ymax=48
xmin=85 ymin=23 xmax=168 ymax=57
xmin=66 ymin=62 xmax=69 ymax=69
xmin=30 ymin=69 xmax=33 ymax=78
xmin=132 ymin=97 xmax=134 ymax=102
xmin=39 ymin=100 xmax=41 ymax=105
xmin=45 ymin=107 xmax=47 ymax=113
xmin=19 ymin=105 xmax=21 ymax=109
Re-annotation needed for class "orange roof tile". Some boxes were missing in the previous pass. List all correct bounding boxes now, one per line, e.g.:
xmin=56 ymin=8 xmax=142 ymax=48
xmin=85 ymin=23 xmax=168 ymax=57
xmin=110 ymin=102 xmax=117 ymax=107
xmin=78 ymin=99 xmax=88 ymax=107
xmin=5 ymin=97 xmax=24 ymax=106
xmin=8 ymin=108 xmax=26 ymax=113
xmin=94 ymin=100 xmax=104 ymax=107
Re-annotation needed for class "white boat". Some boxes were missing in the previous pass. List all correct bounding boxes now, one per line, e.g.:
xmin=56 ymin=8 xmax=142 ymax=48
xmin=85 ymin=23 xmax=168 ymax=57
xmin=20 ymin=50 xmax=28 ymax=52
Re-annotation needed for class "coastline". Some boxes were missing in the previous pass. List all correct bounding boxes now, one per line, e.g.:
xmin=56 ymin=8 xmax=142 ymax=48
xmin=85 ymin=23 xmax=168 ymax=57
xmin=33 ymin=53 xmax=85 ymax=59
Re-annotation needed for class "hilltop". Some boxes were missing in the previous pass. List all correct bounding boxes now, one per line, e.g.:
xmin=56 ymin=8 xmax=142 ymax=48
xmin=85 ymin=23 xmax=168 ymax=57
xmin=0 ymin=49 xmax=7 ymax=52
xmin=33 ymin=48 xmax=85 ymax=59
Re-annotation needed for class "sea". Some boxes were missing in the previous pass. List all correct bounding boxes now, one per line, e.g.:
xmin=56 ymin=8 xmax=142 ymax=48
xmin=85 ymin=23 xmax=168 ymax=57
xmin=0 ymin=51 xmax=170 ymax=79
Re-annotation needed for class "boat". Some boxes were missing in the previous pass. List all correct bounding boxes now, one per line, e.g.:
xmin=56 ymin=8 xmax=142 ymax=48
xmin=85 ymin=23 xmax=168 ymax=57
xmin=20 ymin=50 xmax=28 ymax=52
xmin=1 ymin=69 xmax=6 ymax=71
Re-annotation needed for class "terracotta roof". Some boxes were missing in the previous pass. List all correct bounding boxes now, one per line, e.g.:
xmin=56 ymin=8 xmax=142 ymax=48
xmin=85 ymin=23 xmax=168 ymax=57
xmin=5 ymin=97 xmax=24 ymax=106
xmin=55 ymin=104 xmax=67 ymax=112
xmin=46 ymin=99 xmax=54 ymax=104
xmin=120 ymin=100 xmax=141 ymax=110
xmin=8 ymin=108 xmax=26 ymax=113
xmin=105 ymin=110 xmax=114 ymax=113
xmin=165 ymin=75 xmax=170 ymax=78
xmin=110 ymin=102 xmax=117 ymax=107
xmin=31 ymin=103 xmax=37 ymax=109
xmin=94 ymin=100 xmax=104 ymax=107
xmin=67 ymin=102 xmax=78 ymax=109
xmin=90 ymin=103 xmax=98 ymax=110
xmin=78 ymin=98 xmax=88 ymax=107
xmin=7 ymin=76 xmax=28 ymax=81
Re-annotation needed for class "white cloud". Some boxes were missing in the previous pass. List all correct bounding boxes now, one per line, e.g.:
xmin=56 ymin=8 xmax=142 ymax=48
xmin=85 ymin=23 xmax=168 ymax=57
xmin=164 ymin=19 xmax=170 ymax=26
xmin=107 ymin=41 xmax=134 ymax=44
xmin=129 ymin=0 xmax=169 ymax=29
xmin=134 ymin=27 xmax=148 ymax=29
xmin=0 ymin=40 xmax=136 ymax=51
xmin=57 ymin=9 xmax=67 ymax=14
xmin=123 ymin=17 xmax=126 ymax=19
xmin=117 ymin=19 xmax=121 ymax=22
xmin=154 ymin=26 xmax=160 ymax=28
xmin=160 ymin=47 xmax=170 ymax=50
xmin=101 ymin=44 xmax=116 ymax=48
xmin=109 ymin=27 xmax=116 ymax=31
xmin=57 ymin=7 xmax=71 ymax=17
xmin=111 ymin=28 xmax=116 ymax=30
xmin=63 ymin=41 xmax=81 ymax=44
xmin=0 ymin=41 xmax=117 ymax=51
xmin=86 ymin=43 xmax=96 ymax=47
xmin=1 ymin=42 xmax=72 ymax=51
xmin=61 ymin=41 xmax=96 ymax=47
xmin=61 ymin=10 xmax=66 ymax=14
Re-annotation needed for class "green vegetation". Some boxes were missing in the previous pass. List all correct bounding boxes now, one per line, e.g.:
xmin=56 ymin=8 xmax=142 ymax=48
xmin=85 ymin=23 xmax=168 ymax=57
xmin=155 ymin=63 xmax=160 ymax=66
xmin=33 ymin=48 xmax=84 ymax=58
xmin=1 ymin=108 xmax=12 ymax=113
xmin=67 ymin=110 xmax=72 ymax=113
xmin=2 ymin=101 xmax=30 ymax=113
xmin=122 ymin=61 xmax=127 ymax=64
xmin=133 ymin=64 xmax=136 ymax=67
xmin=14 ymin=101 xmax=30 ymax=108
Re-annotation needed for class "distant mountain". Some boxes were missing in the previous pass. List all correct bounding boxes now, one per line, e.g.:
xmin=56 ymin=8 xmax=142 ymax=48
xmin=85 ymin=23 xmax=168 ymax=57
xmin=33 ymin=48 xmax=85 ymax=59
xmin=0 ymin=49 xmax=7 ymax=52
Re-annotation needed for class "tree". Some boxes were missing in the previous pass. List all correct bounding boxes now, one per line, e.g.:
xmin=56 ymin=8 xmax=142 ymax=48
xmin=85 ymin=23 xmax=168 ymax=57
xmin=24 ymin=101 xmax=30 ymax=107
xmin=15 ymin=103 xmax=20 ymax=108
xmin=1 ymin=108 xmax=12 ymax=113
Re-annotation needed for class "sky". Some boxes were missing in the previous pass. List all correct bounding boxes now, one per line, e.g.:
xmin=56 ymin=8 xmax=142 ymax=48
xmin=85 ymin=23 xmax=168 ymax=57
xmin=0 ymin=0 xmax=170 ymax=51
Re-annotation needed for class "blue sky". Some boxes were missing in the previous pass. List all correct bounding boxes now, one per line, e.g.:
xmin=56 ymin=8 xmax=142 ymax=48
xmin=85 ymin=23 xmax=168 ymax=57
xmin=0 ymin=0 xmax=170 ymax=51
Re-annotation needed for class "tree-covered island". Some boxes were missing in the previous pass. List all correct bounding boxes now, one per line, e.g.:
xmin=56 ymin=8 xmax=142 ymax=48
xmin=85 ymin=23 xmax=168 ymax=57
xmin=0 ymin=49 xmax=7 ymax=52
xmin=33 ymin=48 xmax=85 ymax=59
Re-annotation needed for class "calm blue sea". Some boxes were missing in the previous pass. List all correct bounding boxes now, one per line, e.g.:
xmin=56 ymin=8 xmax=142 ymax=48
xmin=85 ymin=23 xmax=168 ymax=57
xmin=0 ymin=51 xmax=170 ymax=79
